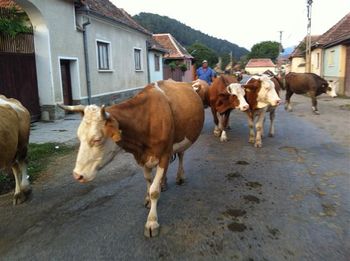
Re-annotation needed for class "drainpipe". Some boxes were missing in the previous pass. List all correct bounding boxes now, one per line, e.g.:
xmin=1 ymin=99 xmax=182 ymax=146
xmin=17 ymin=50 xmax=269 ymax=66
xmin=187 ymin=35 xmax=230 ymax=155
xmin=82 ymin=18 xmax=92 ymax=104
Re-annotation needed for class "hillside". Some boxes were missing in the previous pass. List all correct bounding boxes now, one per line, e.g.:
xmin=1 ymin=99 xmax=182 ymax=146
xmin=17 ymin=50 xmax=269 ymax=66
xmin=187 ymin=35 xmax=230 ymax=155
xmin=133 ymin=12 xmax=249 ymax=60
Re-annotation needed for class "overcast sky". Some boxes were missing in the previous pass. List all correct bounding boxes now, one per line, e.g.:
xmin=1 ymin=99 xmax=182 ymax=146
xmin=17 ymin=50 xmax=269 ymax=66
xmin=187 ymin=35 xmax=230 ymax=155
xmin=111 ymin=0 xmax=350 ymax=50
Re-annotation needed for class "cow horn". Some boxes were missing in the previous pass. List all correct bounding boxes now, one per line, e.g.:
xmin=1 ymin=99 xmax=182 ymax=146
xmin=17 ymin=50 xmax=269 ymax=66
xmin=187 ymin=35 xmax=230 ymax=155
xmin=57 ymin=104 xmax=85 ymax=113
xmin=101 ymin=105 xmax=110 ymax=120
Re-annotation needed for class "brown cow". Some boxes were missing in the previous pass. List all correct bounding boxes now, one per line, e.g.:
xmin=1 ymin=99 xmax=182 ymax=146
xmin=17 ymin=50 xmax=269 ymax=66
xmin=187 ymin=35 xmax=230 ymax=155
xmin=243 ymin=75 xmax=281 ymax=147
xmin=193 ymin=76 xmax=249 ymax=142
xmin=0 ymin=95 xmax=31 ymax=204
xmin=285 ymin=72 xmax=337 ymax=114
xmin=59 ymin=80 xmax=204 ymax=238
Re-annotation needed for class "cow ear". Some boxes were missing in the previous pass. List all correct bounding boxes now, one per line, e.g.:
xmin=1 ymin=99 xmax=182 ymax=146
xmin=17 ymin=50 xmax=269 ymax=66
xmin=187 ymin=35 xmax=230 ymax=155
xmin=104 ymin=117 xmax=122 ymax=142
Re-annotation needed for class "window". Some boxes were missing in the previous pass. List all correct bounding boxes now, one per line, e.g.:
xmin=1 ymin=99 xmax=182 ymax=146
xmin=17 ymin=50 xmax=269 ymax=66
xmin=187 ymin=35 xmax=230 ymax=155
xmin=154 ymin=54 xmax=160 ymax=71
xmin=328 ymin=50 xmax=335 ymax=66
xmin=97 ymin=41 xmax=110 ymax=70
xmin=134 ymin=48 xmax=142 ymax=71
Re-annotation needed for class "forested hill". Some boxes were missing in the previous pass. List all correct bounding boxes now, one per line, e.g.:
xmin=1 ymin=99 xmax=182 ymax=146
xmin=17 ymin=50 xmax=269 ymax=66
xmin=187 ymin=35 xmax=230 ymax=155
xmin=133 ymin=12 xmax=249 ymax=59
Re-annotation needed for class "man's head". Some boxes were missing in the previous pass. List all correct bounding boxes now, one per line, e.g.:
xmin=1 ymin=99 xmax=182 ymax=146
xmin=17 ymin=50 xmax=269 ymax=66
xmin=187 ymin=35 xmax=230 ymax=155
xmin=202 ymin=60 xmax=208 ymax=69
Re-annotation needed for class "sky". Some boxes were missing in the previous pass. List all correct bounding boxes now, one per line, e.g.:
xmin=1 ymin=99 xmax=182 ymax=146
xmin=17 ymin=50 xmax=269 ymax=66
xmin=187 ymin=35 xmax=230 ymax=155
xmin=111 ymin=0 xmax=350 ymax=51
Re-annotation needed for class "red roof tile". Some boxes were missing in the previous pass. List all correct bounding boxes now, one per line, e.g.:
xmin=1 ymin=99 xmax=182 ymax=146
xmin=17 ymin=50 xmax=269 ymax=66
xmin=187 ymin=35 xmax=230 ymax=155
xmin=246 ymin=59 xmax=275 ymax=68
xmin=317 ymin=12 xmax=350 ymax=47
xmin=153 ymin=33 xmax=193 ymax=59
xmin=0 ymin=0 xmax=21 ymax=9
xmin=79 ymin=0 xmax=151 ymax=35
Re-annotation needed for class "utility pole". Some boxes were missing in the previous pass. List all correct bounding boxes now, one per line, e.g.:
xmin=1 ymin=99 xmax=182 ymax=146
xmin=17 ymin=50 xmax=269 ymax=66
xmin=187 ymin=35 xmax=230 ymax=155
xmin=229 ymin=51 xmax=233 ymax=74
xmin=306 ymin=0 xmax=313 ymax=72
xmin=278 ymin=30 xmax=283 ymax=76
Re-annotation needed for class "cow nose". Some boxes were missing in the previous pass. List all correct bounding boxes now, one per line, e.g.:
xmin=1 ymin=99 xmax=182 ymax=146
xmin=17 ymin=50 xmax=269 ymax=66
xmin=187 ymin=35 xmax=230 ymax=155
xmin=276 ymin=100 xmax=281 ymax=106
xmin=73 ymin=172 xmax=84 ymax=181
xmin=241 ymin=104 xmax=249 ymax=111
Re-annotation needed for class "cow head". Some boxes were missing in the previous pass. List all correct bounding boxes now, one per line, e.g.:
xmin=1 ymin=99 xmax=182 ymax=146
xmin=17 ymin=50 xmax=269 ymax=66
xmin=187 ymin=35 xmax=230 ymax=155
xmin=58 ymin=104 xmax=121 ymax=183
xmin=226 ymin=83 xmax=249 ymax=111
xmin=249 ymin=75 xmax=281 ymax=108
xmin=325 ymin=80 xmax=337 ymax=98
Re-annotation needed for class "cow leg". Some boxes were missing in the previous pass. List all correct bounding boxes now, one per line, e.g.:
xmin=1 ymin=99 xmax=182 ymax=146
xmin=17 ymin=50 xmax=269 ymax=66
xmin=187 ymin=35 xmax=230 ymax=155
xmin=176 ymin=152 xmax=185 ymax=185
xmin=255 ymin=109 xmax=266 ymax=148
xmin=217 ymin=112 xmax=228 ymax=142
xmin=12 ymin=161 xmax=31 ymax=205
xmin=311 ymin=94 xmax=320 ymax=115
xmin=211 ymin=108 xmax=221 ymax=137
xmin=143 ymin=166 xmax=152 ymax=208
xmin=246 ymin=112 xmax=255 ymax=143
xmin=268 ymin=109 xmax=276 ymax=137
xmin=285 ymin=90 xmax=294 ymax=112
xmin=144 ymin=160 xmax=167 ymax=237
xmin=224 ymin=111 xmax=231 ymax=130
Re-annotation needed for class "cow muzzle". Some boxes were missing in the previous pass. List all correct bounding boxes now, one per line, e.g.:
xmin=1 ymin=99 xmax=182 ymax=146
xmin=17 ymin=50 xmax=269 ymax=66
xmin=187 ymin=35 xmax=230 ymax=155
xmin=73 ymin=172 xmax=87 ymax=183
xmin=240 ymin=104 xmax=249 ymax=111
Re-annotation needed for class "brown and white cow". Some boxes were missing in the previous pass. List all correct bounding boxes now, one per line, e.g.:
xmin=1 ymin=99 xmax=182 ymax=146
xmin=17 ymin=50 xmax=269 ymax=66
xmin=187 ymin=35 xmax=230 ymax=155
xmin=193 ymin=76 xmax=249 ymax=142
xmin=285 ymin=72 xmax=337 ymax=114
xmin=0 ymin=95 xmax=31 ymax=204
xmin=243 ymin=75 xmax=281 ymax=147
xmin=59 ymin=80 xmax=204 ymax=238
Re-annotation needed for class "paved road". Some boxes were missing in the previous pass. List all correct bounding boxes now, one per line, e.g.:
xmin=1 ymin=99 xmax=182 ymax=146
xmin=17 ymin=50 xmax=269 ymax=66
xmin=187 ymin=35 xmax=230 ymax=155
xmin=0 ymin=95 xmax=349 ymax=261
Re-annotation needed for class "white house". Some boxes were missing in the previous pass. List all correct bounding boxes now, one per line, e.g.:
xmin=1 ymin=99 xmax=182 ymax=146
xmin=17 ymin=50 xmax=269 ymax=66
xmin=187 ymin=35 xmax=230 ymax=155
xmin=245 ymin=59 xmax=276 ymax=75
xmin=10 ymin=0 xmax=152 ymax=120
xmin=147 ymin=37 xmax=167 ymax=83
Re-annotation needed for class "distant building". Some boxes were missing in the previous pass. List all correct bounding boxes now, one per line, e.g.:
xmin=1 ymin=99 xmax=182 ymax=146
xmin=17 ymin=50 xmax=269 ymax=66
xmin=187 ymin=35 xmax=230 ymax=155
xmin=147 ymin=37 xmax=168 ymax=83
xmin=313 ymin=12 xmax=350 ymax=96
xmin=153 ymin=33 xmax=194 ymax=82
xmin=245 ymin=59 xmax=276 ymax=75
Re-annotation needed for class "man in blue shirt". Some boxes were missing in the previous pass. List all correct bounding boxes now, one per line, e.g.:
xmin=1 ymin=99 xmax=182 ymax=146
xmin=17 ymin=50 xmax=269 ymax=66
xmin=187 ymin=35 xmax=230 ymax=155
xmin=196 ymin=60 xmax=216 ymax=85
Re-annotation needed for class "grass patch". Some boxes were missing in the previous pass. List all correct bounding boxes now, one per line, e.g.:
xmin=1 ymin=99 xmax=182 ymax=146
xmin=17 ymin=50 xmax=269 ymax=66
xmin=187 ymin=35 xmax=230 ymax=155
xmin=0 ymin=143 xmax=75 ymax=195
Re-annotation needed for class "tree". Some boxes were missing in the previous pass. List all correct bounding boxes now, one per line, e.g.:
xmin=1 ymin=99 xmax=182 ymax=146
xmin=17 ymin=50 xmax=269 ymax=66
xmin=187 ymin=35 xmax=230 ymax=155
xmin=187 ymin=42 xmax=218 ymax=68
xmin=248 ymin=41 xmax=281 ymax=62
xmin=0 ymin=7 xmax=32 ymax=37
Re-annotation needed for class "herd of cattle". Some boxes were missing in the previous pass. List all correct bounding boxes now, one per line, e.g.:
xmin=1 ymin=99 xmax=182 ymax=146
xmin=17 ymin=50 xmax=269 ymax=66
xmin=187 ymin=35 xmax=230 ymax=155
xmin=0 ymin=71 xmax=337 ymax=237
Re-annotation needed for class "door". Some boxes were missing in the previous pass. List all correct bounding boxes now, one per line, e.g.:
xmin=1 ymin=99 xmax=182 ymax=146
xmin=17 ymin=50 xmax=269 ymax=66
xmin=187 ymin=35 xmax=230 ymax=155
xmin=60 ymin=60 xmax=73 ymax=105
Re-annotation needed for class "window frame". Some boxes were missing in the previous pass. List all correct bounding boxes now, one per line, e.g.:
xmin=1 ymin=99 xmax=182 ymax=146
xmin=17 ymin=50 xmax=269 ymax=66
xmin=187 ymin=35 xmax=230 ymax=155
xmin=154 ymin=54 xmax=160 ymax=71
xmin=134 ymin=47 xmax=143 ymax=71
xmin=96 ymin=39 xmax=112 ymax=72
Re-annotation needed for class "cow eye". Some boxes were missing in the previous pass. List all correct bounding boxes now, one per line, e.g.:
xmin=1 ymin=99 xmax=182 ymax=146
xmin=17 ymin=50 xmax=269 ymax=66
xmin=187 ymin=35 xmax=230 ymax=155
xmin=91 ymin=137 xmax=103 ymax=146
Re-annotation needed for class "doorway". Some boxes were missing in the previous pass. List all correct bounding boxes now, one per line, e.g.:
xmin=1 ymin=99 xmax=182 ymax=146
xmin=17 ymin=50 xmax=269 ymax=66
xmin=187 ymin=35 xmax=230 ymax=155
xmin=60 ymin=60 xmax=73 ymax=105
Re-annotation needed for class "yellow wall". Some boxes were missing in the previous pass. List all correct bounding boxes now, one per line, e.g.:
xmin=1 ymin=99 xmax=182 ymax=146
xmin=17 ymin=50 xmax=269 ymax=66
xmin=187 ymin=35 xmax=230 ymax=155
xmin=290 ymin=57 xmax=306 ymax=73
xmin=311 ymin=48 xmax=322 ymax=75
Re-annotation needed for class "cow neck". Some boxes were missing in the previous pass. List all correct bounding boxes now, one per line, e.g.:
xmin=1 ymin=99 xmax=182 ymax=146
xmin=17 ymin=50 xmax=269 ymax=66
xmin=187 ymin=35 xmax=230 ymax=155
xmin=107 ymin=92 xmax=149 ymax=161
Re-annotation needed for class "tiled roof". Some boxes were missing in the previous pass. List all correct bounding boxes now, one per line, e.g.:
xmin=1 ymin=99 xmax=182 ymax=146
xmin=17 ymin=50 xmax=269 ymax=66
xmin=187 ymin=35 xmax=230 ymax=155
xmin=78 ymin=0 xmax=151 ymax=35
xmin=153 ymin=33 xmax=193 ymax=59
xmin=147 ymin=36 xmax=168 ymax=53
xmin=246 ymin=59 xmax=275 ymax=68
xmin=289 ymin=35 xmax=320 ymax=58
xmin=317 ymin=12 xmax=350 ymax=47
xmin=0 ymin=0 xmax=21 ymax=9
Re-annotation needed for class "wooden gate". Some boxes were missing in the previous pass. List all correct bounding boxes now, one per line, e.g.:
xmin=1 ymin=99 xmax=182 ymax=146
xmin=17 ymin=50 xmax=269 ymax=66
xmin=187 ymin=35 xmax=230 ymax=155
xmin=163 ymin=66 xmax=183 ymax=81
xmin=0 ymin=52 xmax=40 ymax=120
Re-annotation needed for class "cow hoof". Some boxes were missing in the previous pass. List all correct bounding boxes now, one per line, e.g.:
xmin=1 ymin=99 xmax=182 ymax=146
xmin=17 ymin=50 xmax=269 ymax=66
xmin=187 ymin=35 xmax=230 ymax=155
xmin=248 ymin=138 xmax=255 ymax=144
xmin=254 ymin=142 xmax=262 ymax=148
xmin=213 ymin=130 xmax=221 ymax=137
xmin=268 ymin=133 xmax=274 ymax=137
xmin=13 ymin=192 xmax=27 ymax=205
xmin=313 ymin=111 xmax=320 ymax=115
xmin=144 ymin=221 xmax=160 ymax=238
xmin=226 ymin=125 xmax=231 ymax=130
xmin=176 ymin=177 xmax=185 ymax=185
xmin=220 ymin=136 xmax=228 ymax=142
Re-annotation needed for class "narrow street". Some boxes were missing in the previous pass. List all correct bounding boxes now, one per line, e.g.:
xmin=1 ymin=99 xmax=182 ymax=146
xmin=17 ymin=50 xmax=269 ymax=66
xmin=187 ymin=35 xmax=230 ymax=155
xmin=0 ymin=94 xmax=349 ymax=261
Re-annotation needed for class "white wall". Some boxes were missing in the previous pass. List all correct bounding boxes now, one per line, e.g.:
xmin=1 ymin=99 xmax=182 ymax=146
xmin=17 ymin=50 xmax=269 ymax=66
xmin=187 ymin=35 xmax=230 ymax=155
xmin=245 ymin=66 xmax=276 ymax=75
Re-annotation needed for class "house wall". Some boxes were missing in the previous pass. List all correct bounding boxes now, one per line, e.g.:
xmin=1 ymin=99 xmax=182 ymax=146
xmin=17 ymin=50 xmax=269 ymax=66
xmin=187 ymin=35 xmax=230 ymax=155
xmin=148 ymin=51 xmax=164 ymax=83
xmin=82 ymin=15 xmax=148 ymax=100
xmin=323 ymin=45 xmax=347 ymax=94
xmin=17 ymin=0 xmax=150 ymax=120
xmin=245 ymin=66 xmax=276 ymax=75
xmin=311 ymin=48 xmax=323 ymax=75
xmin=290 ymin=57 xmax=306 ymax=73
xmin=182 ymin=59 xmax=193 ymax=82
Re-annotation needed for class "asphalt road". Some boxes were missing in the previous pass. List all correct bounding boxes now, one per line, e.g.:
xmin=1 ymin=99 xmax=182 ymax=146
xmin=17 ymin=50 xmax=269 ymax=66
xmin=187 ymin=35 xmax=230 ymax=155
xmin=0 ymin=94 xmax=349 ymax=261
